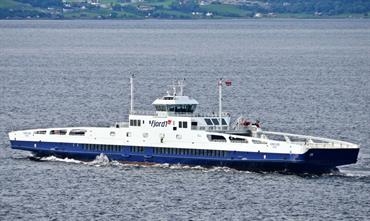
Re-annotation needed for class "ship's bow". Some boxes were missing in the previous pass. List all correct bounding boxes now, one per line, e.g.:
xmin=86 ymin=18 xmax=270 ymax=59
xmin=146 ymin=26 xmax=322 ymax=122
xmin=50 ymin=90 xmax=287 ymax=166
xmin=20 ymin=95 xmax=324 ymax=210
xmin=304 ymin=146 xmax=359 ymax=167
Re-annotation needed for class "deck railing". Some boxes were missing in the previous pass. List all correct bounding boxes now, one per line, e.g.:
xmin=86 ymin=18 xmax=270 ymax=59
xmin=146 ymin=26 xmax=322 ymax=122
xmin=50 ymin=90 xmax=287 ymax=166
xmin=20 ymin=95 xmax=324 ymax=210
xmin=130 ymin=110 xmax=230 ymax=118
xmin=191 ymin=126 xmax=229 ymax=131
xmin=259 ymin=131 xmax=358 ymax=149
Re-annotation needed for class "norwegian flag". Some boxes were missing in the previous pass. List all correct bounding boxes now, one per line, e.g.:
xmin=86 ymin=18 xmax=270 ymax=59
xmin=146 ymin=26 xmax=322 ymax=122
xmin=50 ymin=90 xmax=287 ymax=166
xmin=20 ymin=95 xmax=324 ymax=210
xmin=225 ymin=80 xmax=232 ymax=86
xmin=218 ymin=79 xmax=232 ymax=86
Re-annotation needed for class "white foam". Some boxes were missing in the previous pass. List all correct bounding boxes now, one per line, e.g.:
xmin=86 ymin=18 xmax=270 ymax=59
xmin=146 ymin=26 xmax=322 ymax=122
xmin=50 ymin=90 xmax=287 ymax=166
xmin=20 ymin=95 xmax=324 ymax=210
xmin=337 ymin=169 xmax=370 ymax=178
xmin=87 ymin=153 xmax=110 ymax=167
xmin=40 ymin=156 xmax=83 ymax=164
xmin=35 ymin=155 xmax=251 ymax=174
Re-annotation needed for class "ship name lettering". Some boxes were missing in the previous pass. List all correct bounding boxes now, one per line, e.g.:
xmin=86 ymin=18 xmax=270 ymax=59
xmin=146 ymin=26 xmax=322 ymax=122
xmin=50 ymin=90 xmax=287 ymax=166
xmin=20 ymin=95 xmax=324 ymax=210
xmin=149 ymin=120 xmax=168 ymax=127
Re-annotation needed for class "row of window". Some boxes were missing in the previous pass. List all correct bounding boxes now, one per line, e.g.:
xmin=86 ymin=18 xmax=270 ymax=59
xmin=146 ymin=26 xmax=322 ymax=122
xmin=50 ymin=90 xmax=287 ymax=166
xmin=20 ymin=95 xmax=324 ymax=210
xmin=154 ymin=104 xmax=197 ymax=113
xmin=50 ymin=130 xmax=67 ymax=135
xmin=83 ymin=144 xmax=123 ymax=152
xmin=131 ymin=146 xmax=144 ymax=153
xmin=207 ymin=134 xmax=227 ymax=142
xmin=129 ymin=119 xmax=190 ymax=129
xmin=204 ymin=118 xmax=227 ymax=126
xmin=35 ymin=129 xmax=87 ymax=136
xmin=69 ymin=129 xmax=87 ymax=136
xmin=130 ymin=119 xmax=142 ymax=127
xmin=81 ymin=144 xmax=229 ymax=158
xmin=229 ymin=137 xmax=248 ymax=143
xmin=153 ymin=147 xmax=227 ymax=158
xmin=206 ymin=135 xmax=264 ymax=144
xmin=178 ymin=121 xmax=188 ymax=128
xmin=35 ymin=130 xmax=257 ymax=146
xmin=34 ymin=130 xmax=47 ymax=135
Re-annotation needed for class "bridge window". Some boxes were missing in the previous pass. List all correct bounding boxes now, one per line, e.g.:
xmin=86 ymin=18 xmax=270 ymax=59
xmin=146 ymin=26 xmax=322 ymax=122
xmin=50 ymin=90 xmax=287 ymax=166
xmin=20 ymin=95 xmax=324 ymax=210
xmin=211 ymin=119 xmax=220 ymax=125
xmin=176 ymin=105 xmax=192 ymax=113
xmin=168 ymin=106 xmax=175 ymax=112
xmin=155 ymin=105 xmax=167 ymax=111
xmin=158 ymin=104 xmax=197 ymax=113
xmin=204 ymin=119 xmax=213 ymax=125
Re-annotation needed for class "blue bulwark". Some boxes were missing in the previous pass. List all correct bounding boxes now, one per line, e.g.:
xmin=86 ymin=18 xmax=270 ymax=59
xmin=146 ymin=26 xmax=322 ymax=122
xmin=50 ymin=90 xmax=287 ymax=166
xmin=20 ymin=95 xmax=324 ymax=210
xmin=9 ymin=140 xmax=358 ymax=173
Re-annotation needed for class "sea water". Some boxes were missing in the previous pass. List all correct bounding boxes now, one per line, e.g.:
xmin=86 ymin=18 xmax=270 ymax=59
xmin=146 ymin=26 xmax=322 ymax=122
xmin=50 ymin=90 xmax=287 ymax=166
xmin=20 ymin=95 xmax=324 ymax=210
xmin=0 ymin=19 xmax=369 ymax=220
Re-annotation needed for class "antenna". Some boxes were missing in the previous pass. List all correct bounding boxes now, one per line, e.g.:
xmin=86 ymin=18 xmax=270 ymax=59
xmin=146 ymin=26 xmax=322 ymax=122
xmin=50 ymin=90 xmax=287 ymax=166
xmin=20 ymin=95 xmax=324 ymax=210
xmin=173 ymin=81 xmax=177 ymax=96
xmin=130 ymin=74 xmax=134 ymax=114
xmin=179 ymin=78 xmax=185 ymax=96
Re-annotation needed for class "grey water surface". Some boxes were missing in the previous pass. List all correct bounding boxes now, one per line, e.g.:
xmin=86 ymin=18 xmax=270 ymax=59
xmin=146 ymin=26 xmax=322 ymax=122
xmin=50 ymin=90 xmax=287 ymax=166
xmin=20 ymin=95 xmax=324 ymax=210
xmin=0 ymin=19 xmax=369 ymax=220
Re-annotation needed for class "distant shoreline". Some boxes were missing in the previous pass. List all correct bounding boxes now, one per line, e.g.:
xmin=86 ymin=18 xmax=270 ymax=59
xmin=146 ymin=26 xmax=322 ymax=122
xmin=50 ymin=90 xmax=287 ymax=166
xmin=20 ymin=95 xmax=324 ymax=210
xmin=1 ymin=0 xmax=369 ymax=20
xmin=1 ymin=16 xmax=370 ymax=21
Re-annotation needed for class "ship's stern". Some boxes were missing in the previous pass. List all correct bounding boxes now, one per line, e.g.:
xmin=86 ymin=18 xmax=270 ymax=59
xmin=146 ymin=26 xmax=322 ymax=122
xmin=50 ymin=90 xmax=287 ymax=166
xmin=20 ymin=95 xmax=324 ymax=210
xmin=8 ymin=131 xmax=18 ymax=149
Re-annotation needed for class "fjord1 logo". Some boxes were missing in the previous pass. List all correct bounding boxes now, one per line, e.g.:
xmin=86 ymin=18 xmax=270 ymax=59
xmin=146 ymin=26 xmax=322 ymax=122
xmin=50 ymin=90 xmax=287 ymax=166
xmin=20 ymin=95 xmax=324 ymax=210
xmin=149 ymin=119 xmax=172 ymax=127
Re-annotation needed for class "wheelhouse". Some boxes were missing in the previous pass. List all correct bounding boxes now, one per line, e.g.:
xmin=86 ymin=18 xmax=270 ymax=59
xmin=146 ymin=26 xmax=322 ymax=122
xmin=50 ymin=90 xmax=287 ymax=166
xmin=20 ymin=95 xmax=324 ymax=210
xmin=152 ymin=95 xmax=199 ymax=115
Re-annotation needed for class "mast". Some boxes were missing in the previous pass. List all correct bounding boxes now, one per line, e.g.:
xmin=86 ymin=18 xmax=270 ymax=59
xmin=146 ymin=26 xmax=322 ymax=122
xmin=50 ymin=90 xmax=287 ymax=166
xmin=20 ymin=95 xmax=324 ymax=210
xmin=172 ymin=81 xmax=177 ymax=96
xmin=218 ymin=78 xmax=222 ymax=130
xmin=130 ymin=74 xmax=134 ymax=113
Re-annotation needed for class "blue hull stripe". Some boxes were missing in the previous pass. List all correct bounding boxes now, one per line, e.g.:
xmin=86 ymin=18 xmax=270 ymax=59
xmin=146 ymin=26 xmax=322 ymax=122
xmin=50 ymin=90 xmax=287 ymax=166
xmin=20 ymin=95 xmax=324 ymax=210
xmin=10 ymin=140 xmax=359 ymax=173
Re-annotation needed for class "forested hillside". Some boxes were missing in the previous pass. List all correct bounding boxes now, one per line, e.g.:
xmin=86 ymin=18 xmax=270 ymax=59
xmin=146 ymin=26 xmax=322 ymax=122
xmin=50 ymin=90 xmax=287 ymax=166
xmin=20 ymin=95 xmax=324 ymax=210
xmin=1 ymin=0 xmax=369 ymax=19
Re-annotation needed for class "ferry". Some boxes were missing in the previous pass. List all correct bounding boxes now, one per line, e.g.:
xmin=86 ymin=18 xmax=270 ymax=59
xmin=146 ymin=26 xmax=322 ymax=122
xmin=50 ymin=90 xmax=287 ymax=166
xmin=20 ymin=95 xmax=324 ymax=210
xmin=8 ymin=77 xmax=359 ymax=173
